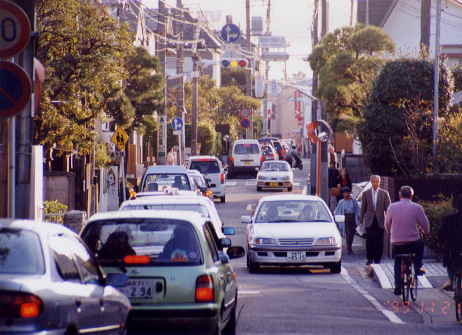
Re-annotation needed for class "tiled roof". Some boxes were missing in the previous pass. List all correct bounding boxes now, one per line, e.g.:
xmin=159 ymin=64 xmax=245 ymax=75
xmin=357 ymin=0 xmax=396 ymax=27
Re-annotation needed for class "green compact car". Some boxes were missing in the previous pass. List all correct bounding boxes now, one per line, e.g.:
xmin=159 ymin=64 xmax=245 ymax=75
xmin=81 ymin=210 xmax=245 ymax=335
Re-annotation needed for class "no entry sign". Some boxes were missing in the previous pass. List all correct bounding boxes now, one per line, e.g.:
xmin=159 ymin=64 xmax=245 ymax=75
xmin=0 ymin=0 xmax=31 ymax=58
xmin=0 ymin=61 xmax=32 ymax=118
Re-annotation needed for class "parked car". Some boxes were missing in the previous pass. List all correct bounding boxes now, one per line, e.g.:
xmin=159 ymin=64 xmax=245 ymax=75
xmin=188 ymin=169 xmax=214 ymax=199
xmin=81 ymin=210 xmax=245 ymax=334
xmin=119 ymin=194 xmax=225 ymax=235
xmin=228 ymin=139 xmax=262 ymax=177
xmin=0 ymin=219 xmax=131 ymax=335
xmin=139 ymin=165 xmax=194 ymax=193
xmin=256 ymin=160 xmax=294 ymax=192
xmin=261 ymin=144 xmax=279 ymax=162
xmin=241 ymin=194 xmax=342 ymax=273
xmin=186 ymin=155 xmax=226 ymax=203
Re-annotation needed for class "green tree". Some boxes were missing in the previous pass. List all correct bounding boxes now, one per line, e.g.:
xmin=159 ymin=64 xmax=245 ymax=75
xmin=453 ymin=65 xmax=462 ymax=92
xmin=309 ymin=25 xmax=395 ymax=132
xmin=36 ymin=0 xmax=134 ymax=155
xmin=359 ymin=58 xmax=454 ymax=176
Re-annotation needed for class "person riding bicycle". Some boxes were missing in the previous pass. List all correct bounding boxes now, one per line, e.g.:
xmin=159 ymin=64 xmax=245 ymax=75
xmin=439 ymin=194 xmax=462 ymax=291
xmin=384 ymin=185 xmax=430 ymax=296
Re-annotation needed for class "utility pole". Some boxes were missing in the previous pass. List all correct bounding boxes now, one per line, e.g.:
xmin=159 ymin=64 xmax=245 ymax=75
xmin=365 ymin=0 xmax=370 ymax=25
xmin=433 ymin=0 xmax=442 ymax=160
xmin=157 ymin=0 xmax=168 ymax=164
xmin=263 ymin=0 xmax=271 ymax=135
xmin=421 ymin=0 xmax=431 ymax=54
xmin=245 ymin=0 xmax=252 ymax=138
xmin=175 ymin=0 xmax=184 ymax=164
xmin=310 ymin=0 xmax=320 ymax=195
xmin=191 ymin=24 xmax=200 ymax=156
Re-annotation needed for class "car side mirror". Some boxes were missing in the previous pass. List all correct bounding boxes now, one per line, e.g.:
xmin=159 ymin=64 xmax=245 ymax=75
xmin=219 ymin=251 xmax=230 ymax=264
xmin=226 ymin=246 xmax=245 ymax=259
xmin=219 ymin=237 xmax=232 ymax=249
xmin=335 ymin=215 xmax=345 ymax=223
xmin=222 ymin=227 xmax=236 ymax=236
xmin=240 ymin=215 xmax=252 ymax=224
xmin=106 ymin=273 xmax=129 ymax=288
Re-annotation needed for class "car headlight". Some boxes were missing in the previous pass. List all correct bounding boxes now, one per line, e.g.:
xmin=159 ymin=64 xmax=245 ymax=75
xmin=315 ymin=237 xmax=337 ymax=246
xmin=254 ymin=237 xmax=277 ymax=245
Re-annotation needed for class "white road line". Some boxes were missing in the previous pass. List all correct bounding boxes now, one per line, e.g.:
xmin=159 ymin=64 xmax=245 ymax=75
xmin=418 ymin=275 xmax=433 ymax=289
xmin=225 ymin=182 xmax=237 ymax=186
xmin=341 ymin=267 xmax=405 ymax=325
xmin=371 ymin=264 xmax=393 ymax=289
xmin=239 ymin=290 xmax=261 ymax=295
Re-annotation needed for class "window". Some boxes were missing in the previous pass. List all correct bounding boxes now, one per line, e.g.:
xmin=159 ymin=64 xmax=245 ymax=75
xmin=255 ymin=200 xmax=331 ymax=223
xmin=261 ymin=162 xmax=289 ymax=172
xmin=0 ymin=228 xmax=45 ymax=275
xmin=49 ymin=235 xmax=80 ymax=281
xmin=190 ymin=160 xmax=220 ymax=174
xmin=142 ymin=173 xmax=192 ymax=192
xmin=234 ymin=143 xmax=260 ymax=154
xmin=203 ymin=223 xmax=220 ymax=263
xmin=82 ymin=219 xmax=203 ymax=266
xmin=120 ymin=203 xmax=209 ymax=218
xmin=69 ymin=238 xmax=100 ymax=284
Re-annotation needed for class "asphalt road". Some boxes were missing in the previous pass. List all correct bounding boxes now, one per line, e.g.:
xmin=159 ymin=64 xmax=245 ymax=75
xmin=129 ymin=167 xmax=462 ymax=334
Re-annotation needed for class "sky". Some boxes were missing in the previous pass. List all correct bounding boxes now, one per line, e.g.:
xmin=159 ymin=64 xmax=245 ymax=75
xmin=143 ymin=0 xmax=352 ymax=80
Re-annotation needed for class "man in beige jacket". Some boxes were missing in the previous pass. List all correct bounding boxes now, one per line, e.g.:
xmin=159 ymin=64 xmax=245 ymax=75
xmin=360 ymin=175 xmax=391 ymax=265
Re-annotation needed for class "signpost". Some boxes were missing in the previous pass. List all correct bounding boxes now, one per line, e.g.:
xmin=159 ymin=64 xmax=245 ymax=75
xmin=111 ymin=127 xmax=129 ymax=152
xmin=0 ymin=0 xmax=31 ymax=58
xmin=171 ymin=117 xmax=183 ymax=131
xmin=0 ymin=61 xmax=32 ymax=118
xmin=240 ymin=118 xmax=250 ymax=129
xmin=220 ymin=23 xmax=241 ymax=43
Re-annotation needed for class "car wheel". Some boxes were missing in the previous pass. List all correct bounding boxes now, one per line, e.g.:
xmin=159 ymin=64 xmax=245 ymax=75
xmin=223 ymin=299 xmax=237 ymax=335
xmin=247 ymin=254 xmax=259 ymax=273
xmin=328 ymin=261 xmax=342 ymax=274
xmin=287 ymin=186 xmax=293 ymax=192
xmin=220 ymin=196 xmax=226 ymax=203
xmin=256 ymin=186 xmax=262 ymax=192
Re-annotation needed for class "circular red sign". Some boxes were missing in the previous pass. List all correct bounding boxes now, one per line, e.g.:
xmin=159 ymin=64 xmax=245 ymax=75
xmin=0 ymin=61 xmax=32 ymax=118
xmin=0 ymin=0 xmax=31 ymax=58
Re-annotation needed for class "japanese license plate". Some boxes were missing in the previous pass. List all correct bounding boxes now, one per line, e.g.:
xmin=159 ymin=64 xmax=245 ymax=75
xmin=244 ymin=161 xmax=251 ymax=166
xmin=120 ymin=279 xmax=157 ymax=299
xmin=269 ymin=182 xmax=279 ymax=187
xmin=287 ymin=251 xmax=306 ymax=262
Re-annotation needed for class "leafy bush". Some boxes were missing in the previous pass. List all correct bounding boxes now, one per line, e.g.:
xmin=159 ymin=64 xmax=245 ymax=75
xmin=44 ymin=200 xmax=68 ymax=224
xmin=420 ymin=196 xmax=456 ymax=253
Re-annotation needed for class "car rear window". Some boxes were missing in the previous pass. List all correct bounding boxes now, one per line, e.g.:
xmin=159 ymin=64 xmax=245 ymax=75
xmin=142 ymin=173 xmax=191 ymax=192
xmin=262 ymin=162 xmax=289 ymax=171
xmin=0 ymin=228 xmax=45 ymax=274
xmin=255 ymin=200 xmax=331 ymax=223
xmin=190 ymin=160 xmax=220 ymax=174
xmin=82 ymin=219 xmax=203 ymax=266
xmin=234 ymin=143 xmax=260 ymax=154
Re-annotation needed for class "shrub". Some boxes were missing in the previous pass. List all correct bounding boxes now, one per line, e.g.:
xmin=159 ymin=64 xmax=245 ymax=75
xmin=420 ymin=196 xmax=456 ymax=253
xmin=44 ymin=200 xmax=68 ymax=224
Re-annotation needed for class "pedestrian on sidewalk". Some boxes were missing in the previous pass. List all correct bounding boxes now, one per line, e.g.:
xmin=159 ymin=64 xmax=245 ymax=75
xmin=336 ymin=168 xmax=352 ymax=202
xmin=328 ymin=161 xmax=340 ymax=212
xmin=334 ymin=186 xmax=360 ymax=254
xmin=439 ymin=194 xmax=462 ymax=291
xmin=360 ymin=175 xmax=391 ymax=265
xmin=384 ymin=185 xmax=430 ymax=295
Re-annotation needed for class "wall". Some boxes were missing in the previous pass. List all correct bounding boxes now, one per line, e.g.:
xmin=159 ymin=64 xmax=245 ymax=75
xmin=45 ymin=172 xmax=76 ymax=209
xmin=383 ymin=0 xmax=462 ymax=58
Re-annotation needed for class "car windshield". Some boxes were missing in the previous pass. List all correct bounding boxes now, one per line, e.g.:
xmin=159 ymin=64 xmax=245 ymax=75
xmin=255 ymin=200 xmax=331 ymax=223
xmin=190 ymin=160 xmax=220 ymax=174
xmin=191 ymin=175 xmax=207 ymax=188
xmin=82 ymin=219 xmax=203 ymax=266
xmin=120 ymin=203 xmax=209 ymax=218
xmin=234 ymin=143 xmax=259 ymax=154
xmin=142 ymin=173 xmax=191 ymax=192
xmin=261 ymin=162 xmax=289 ymax=172
xmin=0 ymin=228 xmax=45 ymax=274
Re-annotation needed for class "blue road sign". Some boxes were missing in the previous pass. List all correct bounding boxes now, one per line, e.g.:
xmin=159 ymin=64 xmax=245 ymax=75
xmin=240 ymin=118 xmax=250 ymax=129
xmin=0 ymin=61 xmax=31 ymax=118
xmin=220 ymin=24 xmax=241 ymax=43
xmin=172 ymin=117 xmax=183 ymax=131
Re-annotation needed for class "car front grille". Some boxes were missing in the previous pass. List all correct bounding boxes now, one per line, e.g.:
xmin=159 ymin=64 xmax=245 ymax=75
xmin=278 ymin=238 xmax=314 ymax=247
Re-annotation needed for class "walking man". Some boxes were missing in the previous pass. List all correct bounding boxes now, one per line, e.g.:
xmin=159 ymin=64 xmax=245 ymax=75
xmin=360 ymin=175 xmax=391 ymax=265
xmin=384 ymin=186 xmax=429 ymax=295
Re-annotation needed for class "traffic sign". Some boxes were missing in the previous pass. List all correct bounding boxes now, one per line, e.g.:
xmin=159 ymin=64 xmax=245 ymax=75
xmin=171 ymin=117 xmax=183 ymax=131
xmin=220 ymin=24 xmax=241 ymax=43
xmin=111 ymin=127 xmax=129 ymax=151
xmin=0 ymin=61 xmax=31 ymax=118
xmin=240 ymin=118 xmax=250 ymax=129
xmin=0 ymin=0 xmax=31 ymax=58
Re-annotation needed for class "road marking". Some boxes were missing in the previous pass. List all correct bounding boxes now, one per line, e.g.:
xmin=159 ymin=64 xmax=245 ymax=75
xmin=418 ymin=275 xmax=433 ymax=289
xmin=226 ymin=181 xmax=237 ymax=186
xmin=239 ymin=290 xmax=261 ymax=295
xmin=341 ymin=267 xmax=404 ymax=325
xmin=371 ymin=264 xmax=393 ymax=289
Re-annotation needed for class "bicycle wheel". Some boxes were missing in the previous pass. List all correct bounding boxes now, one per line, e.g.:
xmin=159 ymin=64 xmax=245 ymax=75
xmin=410 ymin=266 xmax=418 ymax=302
xmin=401 ymin=263 xmax=410 ymax=304
xmin=455 ymin=274 xmax=462 ymax=323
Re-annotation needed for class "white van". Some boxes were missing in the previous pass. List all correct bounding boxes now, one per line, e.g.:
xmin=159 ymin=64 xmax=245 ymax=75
xmin=186 ymin=156 xmax=226 ymax=203
xmin=228 ymin=139 xmax=262 ymax=177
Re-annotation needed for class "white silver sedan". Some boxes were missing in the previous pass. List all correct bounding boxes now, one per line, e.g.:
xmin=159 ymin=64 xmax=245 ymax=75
xmin=256 ymin=160 xmax=294 ymax=192
xmin=241 ymin=194 xmax=343 ymax=273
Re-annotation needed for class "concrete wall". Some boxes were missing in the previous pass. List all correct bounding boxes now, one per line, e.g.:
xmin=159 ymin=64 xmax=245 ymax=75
xmin=45 ymin=172 xmax=76 ymax=209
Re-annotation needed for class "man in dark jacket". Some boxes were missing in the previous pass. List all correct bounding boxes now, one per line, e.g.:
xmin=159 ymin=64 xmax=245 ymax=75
xmin=439 ymin=194 xmax=462 ymax=291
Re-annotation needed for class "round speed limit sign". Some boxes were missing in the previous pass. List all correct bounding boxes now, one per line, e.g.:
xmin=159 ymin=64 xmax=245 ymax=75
xmin=0 ymin=0 xmax=31 ymax=58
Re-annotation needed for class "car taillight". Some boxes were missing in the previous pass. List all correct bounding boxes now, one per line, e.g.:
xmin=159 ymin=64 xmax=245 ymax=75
xmin=0 ymin=291 xmax=43 ymax=318
xmin=220 ymin=173 xmax=225 ymax=184
xmin=228 ymin=156 xmax=234 ymax=165
xmin=195 ymin=275 xmax=214 ymax=303
xmin=260 ymin=155 xmax=264 ymax=163
xmin=124 ymin=255 xmax=151 ymax=264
